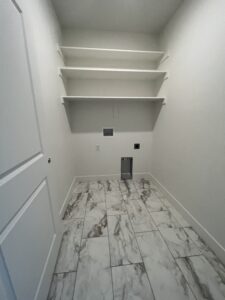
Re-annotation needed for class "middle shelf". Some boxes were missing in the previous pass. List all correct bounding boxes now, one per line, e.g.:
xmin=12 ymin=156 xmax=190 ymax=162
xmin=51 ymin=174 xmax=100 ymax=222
xmin=60 ymin=67 xmax=167 ymax=80
xmin=62 ymin=96 xmax=165 ymax=103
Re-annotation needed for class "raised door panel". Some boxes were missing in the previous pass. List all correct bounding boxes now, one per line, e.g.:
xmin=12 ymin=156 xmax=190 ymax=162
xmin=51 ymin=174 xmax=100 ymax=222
xmin=0 ymin=0 xmax=41 ymax=176
xmin=0 ymin=181 xmax=55 ymax=300
xmin=0 ymin=252 xmax=16 ymax=300
xmin=0 ymin=154 xmax=46 ymax=232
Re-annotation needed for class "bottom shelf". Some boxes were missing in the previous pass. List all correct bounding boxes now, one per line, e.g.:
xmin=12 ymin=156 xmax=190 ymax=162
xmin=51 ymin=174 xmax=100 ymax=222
xmin=61 ymin=95 xmax=165 ymax=103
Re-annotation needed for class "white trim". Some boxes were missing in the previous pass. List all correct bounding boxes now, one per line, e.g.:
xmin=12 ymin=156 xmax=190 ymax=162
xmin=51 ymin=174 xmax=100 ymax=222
xmin=59 ymin=176 xmax=77 ymax=218
xmin=35 ymin=233 xmax=61 ymax=300
xmin=149 ymin=172 xmax=225 ymax=265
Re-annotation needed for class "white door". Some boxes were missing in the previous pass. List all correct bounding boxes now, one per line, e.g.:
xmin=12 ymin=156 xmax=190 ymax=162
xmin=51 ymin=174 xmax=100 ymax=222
xmin=0 ymin=1 xmax=60 ymax=299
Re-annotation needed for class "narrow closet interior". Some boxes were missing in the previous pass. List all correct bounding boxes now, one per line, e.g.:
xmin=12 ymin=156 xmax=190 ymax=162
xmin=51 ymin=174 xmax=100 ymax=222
xmin=1 ymin=1 xmax=225 ymax=300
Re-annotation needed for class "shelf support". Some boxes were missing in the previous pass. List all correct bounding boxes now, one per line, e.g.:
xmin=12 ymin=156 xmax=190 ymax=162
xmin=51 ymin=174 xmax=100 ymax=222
xmin=58 ymin=69 xmax=67 ymax=85
xmin=56 ymin=44 xmax=63 ymax=57
xmin=162 ymin=97 xmax=167 ymax=105
xmin=159 ymin=54 xmax=169 ymax=66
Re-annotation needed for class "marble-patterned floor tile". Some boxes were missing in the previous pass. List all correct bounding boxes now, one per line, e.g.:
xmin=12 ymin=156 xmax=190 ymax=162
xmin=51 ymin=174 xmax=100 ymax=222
xmin=112 ymin=263 xmax=154 ymax=300
xmin=136 ymin=231 xmax=195 ymax=300
xmin=184 ymin=227 xmax=208 ymax=253
xmin=108 ymin=215 xmax=142 ymax=266
xmin=106 ymin=192 xmax=127 ymax=215
xmin=139 ymin=189 xmax=167 ymax=212
xmin=119 ymin=180 xmax=137 ymax=194
xmin=104 ymin=179 xmax=120 ymax=192
xmin=73 ymin=181 xmax=89 ymax=194
xmin=63 ymin=193 xmax=89 ymax=220
xmin=122 ymin=191 xmax=139 ymax=202
xmin=48 ymin=272 xmax=76 ymax=300
xmin=88 ymin=190 xmax=105 ymax=203
xmin=177 ymin=256 xmax=225 ymax=300
xmin=161 ymin=199 xmax=190 ymax=227
xmin=83 ymin=213 xmax=107 ymax=238
xmin=73 ymin=237 xmax=113 ymax=300
xmin=126 ymin=200 xmax=157 ymax=233
xmin=151 ymin=211 xmax=180 ymax=229
xmin=160 ymin=227 xmax=201 ymax=258
xmin=184 ymin=227 xmax=225 ymax=282
xmin=55 ymin=219 xmax=83 ymax=273
xmin=134 ymin=178 xmax=152 ymax=192
xmin=83 ymin=201 xmax=107 ymax=238
xmin=88 ymin=180 xmax=105 ymax=192
xmin=85 ymin=200 xmax=106 ymax=218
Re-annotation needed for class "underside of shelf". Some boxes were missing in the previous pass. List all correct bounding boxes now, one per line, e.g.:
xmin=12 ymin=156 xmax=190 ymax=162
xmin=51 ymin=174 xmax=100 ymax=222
xmin=60 ymin=67 xmax=167 ymax=80
xmin=59 ymin=46 xmax=165 ymax=62
xmin=61 ymin=96 xmax=166 ymax=104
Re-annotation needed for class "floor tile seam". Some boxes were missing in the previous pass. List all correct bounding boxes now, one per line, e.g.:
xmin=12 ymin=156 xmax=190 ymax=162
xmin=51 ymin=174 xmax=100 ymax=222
xmin=156 ymin=226 xmax=198 ymax=300
xmin=119 ymin=181 xmax=156 ymax=300
xmin=53 ymin=270 xmax=77 ymax=275
xmin=72 ymin=188 xmax=89 ymax=299
xmin=134 ymin=229 xmax=159 ymax=235
xmin=149 ymin=210 xmax=186 ymax=230
xmin=104 ymin=186 xmax=115 ymax=300
xmin=158 ymin=226 xmax=203 ymax=258
xmin=175 ymin=253 xmax=203 ymax=260
xmin=124 ymin=200 xmax=158 ymax=232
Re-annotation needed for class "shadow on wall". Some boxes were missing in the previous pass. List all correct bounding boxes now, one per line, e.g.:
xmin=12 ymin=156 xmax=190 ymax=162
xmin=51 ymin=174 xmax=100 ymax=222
xmin=64 ymin=100 xmax=162 ymax=133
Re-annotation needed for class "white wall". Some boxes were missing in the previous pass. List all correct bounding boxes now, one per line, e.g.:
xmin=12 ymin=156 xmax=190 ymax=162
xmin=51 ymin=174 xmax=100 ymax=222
xmin=62 ymin=29 xmax=159 ymax=177
xmin=17 ymin=0 xmax=75 ymax=214
xmin=152 ymin=0 xmax=225 ymax=260
xmin=62 ymin=29 xmax=159 ymax=50
xmin=68 ymin=100 xmax=154 ymax=176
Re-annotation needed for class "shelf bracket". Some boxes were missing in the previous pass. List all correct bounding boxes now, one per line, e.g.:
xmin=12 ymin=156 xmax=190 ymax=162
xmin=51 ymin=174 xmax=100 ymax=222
xmin=162 ymin=97 xmax=167 ymax=105
xmin=159 ymin=54 xmax=169 ymax=66
xmin=58 ymin=69 xmax=63 ymax=79
xmin=60 ymin=97 xmax=65 ymax=105
xmin=56 ymin=44 xmax=63 ymax=57
xmin=163 ymin=75 xmax=169 ymax=82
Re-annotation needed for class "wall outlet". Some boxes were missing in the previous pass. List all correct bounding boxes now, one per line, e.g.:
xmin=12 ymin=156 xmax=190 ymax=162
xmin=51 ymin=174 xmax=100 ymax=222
xmin=96 ymin=145 xmax=100 ymax=151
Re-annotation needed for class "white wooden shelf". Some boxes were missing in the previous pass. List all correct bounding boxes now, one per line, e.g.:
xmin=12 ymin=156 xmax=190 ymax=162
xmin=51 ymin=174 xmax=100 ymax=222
xmin=59 ymin=46 xmax=164 ymax=62
xmin=60 ymin=67 xmax=167 ymax=80
xmin=62 ymin=96 xmax=165 ymax=103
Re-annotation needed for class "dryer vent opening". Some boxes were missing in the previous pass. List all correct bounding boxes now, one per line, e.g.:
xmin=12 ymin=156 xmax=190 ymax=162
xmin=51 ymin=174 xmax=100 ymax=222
xmin=121 ymin=157 xmax=133 ymax=180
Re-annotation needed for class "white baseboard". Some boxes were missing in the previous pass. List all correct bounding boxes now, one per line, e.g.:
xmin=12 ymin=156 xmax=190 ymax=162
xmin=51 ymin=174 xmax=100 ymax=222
xmin=76 ymin=172 xmax=150 ymax=181
xmin=149 ymin=172 xmax=225 ymax=265
xmin=59 ymin=176 xmax=77 ymax=218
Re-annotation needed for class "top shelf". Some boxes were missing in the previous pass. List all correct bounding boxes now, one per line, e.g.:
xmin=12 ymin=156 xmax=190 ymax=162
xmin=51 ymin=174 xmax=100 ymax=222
xmin=59 ymin=46 xmax=165 ymax=62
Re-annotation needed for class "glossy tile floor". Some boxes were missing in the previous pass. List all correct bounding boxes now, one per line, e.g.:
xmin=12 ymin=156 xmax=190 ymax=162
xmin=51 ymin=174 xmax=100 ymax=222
xmin=48 ymin=178 xmax=225 ymax=300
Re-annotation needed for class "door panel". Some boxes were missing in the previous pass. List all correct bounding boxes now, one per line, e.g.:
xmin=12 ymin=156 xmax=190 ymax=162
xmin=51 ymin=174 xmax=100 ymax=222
xmin=0 ymin=181 xmax=55 ymax=300
xmin=0 ymin=252 xmax=16 ymax=300
xmin=0 ymin=1 xmax=60 ymax=299
xmin=0 ymin=0 xmax=41 ymax=176
xmin=0 ymin=153 xmax=46 ymax=232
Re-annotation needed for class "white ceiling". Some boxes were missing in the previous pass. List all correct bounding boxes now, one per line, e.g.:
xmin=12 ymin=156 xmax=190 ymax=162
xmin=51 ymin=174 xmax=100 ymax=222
xmin=51 ymin=0 xmax=183 ymax=34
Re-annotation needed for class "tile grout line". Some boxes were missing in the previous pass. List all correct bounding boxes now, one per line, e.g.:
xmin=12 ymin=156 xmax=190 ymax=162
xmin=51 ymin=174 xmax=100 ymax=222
xmin=147 ymin=179 xmax=199 ymax=299
xmin=49 ymin=182 xmax=89 ymax=299
xmin=156 ymin=220 xmax=198 ymax=300
xmin=134 ymin=178 xmax=198 ymax=300
xmin=119 ymin=179 xmax=157 ymax=300
xmin=125 ymin=180 xmax=225 ymax=297
xmin=50 ymin=179 xmax=225 ymax=300
xmin=71 ymin=182 xmax=90 ymax=299
xmin=104 ymin=180 xmax=115 ymax=300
